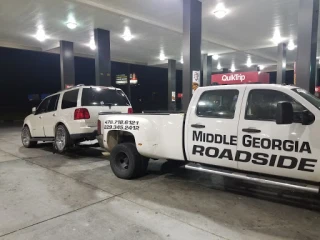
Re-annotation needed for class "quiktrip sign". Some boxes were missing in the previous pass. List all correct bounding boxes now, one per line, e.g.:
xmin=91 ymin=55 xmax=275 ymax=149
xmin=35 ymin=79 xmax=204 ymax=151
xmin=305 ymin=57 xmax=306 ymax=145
xmin=212 ymin=71 xmax=269 ymax=85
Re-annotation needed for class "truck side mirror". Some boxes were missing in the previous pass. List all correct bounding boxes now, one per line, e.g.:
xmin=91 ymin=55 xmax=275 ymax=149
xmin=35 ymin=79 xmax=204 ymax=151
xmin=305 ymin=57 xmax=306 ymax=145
xmin=301 ymin=110 xmax=315 ymax=125
xmin=276 ymin=102 xmax=293 ymax=124
xmin=32 ymin=107 xmax=36 ymax=114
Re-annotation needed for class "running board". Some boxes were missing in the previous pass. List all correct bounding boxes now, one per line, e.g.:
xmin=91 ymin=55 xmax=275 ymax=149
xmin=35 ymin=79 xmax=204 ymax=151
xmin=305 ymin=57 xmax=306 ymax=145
xmin=31 ymin=137 xmax=55 ymax=142
xmin=185 ymin=163 xmax=319 ymax=194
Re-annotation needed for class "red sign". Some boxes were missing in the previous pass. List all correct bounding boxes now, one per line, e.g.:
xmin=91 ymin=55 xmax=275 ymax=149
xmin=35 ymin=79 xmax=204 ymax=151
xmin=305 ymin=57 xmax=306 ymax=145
xmin=212 ymin=71 xmax=269 ymax=85
xmin=65 ymin=84 xmax=74 ymax=89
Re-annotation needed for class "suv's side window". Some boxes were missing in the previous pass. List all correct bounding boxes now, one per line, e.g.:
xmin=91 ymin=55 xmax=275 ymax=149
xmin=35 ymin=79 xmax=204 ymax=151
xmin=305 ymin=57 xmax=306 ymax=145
xmin=61 ymin=90 xmax=79 ymax=109
xmin=245 ymin=89 xmax=306 ymax=121
xmin=47 ymin=94 xmax=60 ymax=112
xmin=35 ymin=98 xmax=50 ymax=115
xmin=197 ymin=90 xmax=239 ymax=119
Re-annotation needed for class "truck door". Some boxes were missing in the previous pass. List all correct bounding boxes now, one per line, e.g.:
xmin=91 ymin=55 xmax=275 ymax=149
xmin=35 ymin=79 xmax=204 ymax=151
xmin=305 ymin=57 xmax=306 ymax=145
xmin=236 ymin=86 xmax=320 ymax=182
xmin=185 ymin=86 xmax=245 ymax=169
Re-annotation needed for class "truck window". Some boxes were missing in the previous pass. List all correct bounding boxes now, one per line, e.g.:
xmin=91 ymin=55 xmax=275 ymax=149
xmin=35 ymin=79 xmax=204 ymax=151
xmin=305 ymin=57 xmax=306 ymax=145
xmin=81 ymin=88 xmax=130 ymax=107
xmin=245 ymin=89 xmax=306 ymax=121
xmin=196 ymin=90 xmax=239 ymax=119
xmin=61 ymin=89 xmax=79 ymax=109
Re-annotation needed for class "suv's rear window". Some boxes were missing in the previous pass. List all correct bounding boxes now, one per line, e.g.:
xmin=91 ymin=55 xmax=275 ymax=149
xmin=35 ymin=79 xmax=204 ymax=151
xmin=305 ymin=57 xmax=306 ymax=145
xmin=81 ymin=88 xmax=130 ymax=107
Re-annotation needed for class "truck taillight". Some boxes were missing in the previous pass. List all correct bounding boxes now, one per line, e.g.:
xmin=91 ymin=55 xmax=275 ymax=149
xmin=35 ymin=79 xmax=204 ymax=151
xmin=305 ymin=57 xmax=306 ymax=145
xmin=97 ymin=120 xmax=101 ymax=135
xmin=74 ymin=108 xmax=90 ymax=120
xmin=128 ymin=108 xmax=133 ymax=114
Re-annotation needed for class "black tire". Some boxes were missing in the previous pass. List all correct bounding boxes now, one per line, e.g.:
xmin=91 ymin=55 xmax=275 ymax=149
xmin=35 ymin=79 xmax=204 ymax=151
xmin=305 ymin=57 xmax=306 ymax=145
xmin=21 ymin=126 xmax=37 ymax=148
xmin=54 ymin=125 xmax=71 ymax=153
xmin=110 ymin=143 xmax=149 ymax=179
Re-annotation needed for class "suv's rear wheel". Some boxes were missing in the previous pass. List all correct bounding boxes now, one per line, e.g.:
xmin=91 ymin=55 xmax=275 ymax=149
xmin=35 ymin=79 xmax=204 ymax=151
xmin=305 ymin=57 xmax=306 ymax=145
xmin=110 ymin=143 xmax=149 ymax=179
xmin=54 ymin=125 xmax=71 ymax=153
xmin=21 ymin=126 xmax=37 ymax=148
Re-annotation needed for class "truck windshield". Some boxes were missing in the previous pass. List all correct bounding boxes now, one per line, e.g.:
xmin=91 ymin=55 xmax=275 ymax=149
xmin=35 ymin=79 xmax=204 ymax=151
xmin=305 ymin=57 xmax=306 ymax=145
xmin=292 ymin=88 xmax=320 ymax=110
xmin=81 ymin=88 xmax=130 ymax=107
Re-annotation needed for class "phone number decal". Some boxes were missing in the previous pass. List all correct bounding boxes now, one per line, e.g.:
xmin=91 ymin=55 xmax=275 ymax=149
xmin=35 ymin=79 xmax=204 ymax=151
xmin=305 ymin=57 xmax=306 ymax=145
xmin=104 ymin=120 xmax=140 ymax=131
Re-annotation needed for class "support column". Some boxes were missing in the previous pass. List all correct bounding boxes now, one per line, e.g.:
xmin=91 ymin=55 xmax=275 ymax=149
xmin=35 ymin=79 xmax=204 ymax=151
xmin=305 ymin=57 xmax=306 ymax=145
xmin=296 ymin=0 xmax=319 ymax=93
xmin=182 ymin=0 xmax=202 ymax=111
xmin=277 ymin=43 xmax=287 ymax=84
xmin=127 ymin=64 xmax=131 ymax=101
xmin=60 ymin=41 xmax=75 ymax=90
xmin=94 ymin=28 xmax=111 ymax=86
xmin=202 ymin=54 xmax=212 ymax=86
xmin=168 ymin=59 xmax=177 ymax=111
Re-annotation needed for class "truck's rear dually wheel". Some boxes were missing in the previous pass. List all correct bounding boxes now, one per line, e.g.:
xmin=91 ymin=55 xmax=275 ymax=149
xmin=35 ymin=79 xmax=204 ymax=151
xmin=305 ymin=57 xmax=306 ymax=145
xmin=110 ymin=143 xmax=149 ymax=179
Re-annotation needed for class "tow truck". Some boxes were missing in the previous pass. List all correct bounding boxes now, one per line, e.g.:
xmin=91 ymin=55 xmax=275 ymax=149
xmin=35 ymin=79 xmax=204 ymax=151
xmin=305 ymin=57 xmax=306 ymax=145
xmin=97 ymin=84 xmax=320 ymax=193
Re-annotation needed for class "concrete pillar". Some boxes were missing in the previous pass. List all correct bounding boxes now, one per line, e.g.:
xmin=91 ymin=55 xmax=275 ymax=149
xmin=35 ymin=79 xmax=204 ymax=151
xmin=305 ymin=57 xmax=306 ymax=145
xmin=202 ymin=54 xmax=212 ymax=86
xmin=296 ymin=0 xmax=319 ymax=93
xmin=182 ymin=0 xmax=202 ymax=111
xmin=168 ymin=59 xmax=177 ymax=111
xmin=277 ymin=43 xmax=287 ymax=84
xmin=127 ymin=64 xmax=131 ymax=101
xmin=94 ymin=28 xmax=111 ymax=86
xmin=60 ymin=41 xmax=75 ymax=90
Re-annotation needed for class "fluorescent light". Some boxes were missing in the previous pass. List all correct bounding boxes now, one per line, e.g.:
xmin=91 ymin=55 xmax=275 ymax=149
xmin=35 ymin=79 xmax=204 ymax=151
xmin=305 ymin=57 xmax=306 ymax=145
xmin=66 ymin=22 xmax=78 ymax=29
xmin=34 ymin=28 xmax=47 ymax=42
xmin=217 ymin=62 xmax=222 ymax=70
xmin=230 ymin=64 xmax=235 ymax=72
xmin=287 ymin=39 xmax=296 ymax=51
xmin=180 ymin=56 xmax=183 ymax=64
xmin=282 ymin=61 xmax=286 ymax=68
xmin=271 ymin=29 xmax=284 ymax=45
xmin=159 ymin=51 xmax=166 ymax=61
xmin=212 ymin=54 xmax=219 ymax=60
xmin=122 ymin=26 xmax=134 ymax=41
xmin=246 ymin=57 xmax=252 ymax=67
xmin=89 ymin=38 xmax=96 ymax=50
xmin=259 ymin=65 xmax=265 ymax=70
xmin=212 ymin=3 xmax=228 ymax=19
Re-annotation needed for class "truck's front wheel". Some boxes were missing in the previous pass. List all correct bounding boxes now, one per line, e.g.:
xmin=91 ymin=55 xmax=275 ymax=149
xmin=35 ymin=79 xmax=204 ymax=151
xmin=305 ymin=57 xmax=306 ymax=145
xmin=110 ymin=143 xmax=149 ymax=179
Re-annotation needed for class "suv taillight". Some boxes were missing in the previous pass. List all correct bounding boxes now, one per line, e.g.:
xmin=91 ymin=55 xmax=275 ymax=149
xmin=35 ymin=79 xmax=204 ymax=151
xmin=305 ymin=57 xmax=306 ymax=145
xmin=128 ymin=107 xmax=133 ymax=114
xmin=74 ymin=108 xmax=90 ymax=120
xmin=97 ymin=120 xmax=101 ymax=135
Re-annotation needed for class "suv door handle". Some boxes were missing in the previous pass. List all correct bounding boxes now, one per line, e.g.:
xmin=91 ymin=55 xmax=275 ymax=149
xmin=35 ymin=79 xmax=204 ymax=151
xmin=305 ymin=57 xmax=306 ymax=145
xmin=53 ymin=113 xmax=56 ymax=117
xmin=39 ymin=116 xmax=42 ymax=119
xmin=242 ymin=128 xmax=261 ymax=133
xmin=191 ymin=124 xmax=205 ymax=129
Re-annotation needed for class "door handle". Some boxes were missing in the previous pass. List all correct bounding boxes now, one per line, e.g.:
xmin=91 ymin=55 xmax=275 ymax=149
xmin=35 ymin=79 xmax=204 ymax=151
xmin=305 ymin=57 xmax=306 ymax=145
xmin=39 ymin=116 xmax=42 ymax=119
xmin=191 ymin=124 xmax=205 ymax=129
xmin=242 ymin=128 xmax=261 ymax=133
xmin=53 ymin=113 xmax=56 ymax=117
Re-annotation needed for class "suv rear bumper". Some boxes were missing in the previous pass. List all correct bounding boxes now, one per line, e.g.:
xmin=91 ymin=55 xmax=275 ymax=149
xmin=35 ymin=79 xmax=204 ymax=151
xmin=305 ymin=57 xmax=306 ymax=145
xmin=70 ymin=130 xmax=98 ymax=142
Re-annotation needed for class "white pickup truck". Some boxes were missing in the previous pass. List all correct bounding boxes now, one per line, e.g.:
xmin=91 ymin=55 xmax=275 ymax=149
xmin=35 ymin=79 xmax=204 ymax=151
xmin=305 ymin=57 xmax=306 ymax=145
xmin=97 ymin=84 xmax=320 ymax=193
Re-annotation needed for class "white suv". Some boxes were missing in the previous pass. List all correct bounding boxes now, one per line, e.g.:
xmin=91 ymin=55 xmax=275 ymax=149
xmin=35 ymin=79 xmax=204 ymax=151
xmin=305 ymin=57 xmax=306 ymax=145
xmin=21 ymin=85 xmax=132 ymax=153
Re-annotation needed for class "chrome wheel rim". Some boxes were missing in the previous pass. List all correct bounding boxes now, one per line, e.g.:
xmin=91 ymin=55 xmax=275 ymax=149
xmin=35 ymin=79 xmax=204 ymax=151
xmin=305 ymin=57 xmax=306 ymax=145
xmin=55 ymin=128 xmax=66 ymax=151
xmin=22 ymin=128 xmax=30 ymax=146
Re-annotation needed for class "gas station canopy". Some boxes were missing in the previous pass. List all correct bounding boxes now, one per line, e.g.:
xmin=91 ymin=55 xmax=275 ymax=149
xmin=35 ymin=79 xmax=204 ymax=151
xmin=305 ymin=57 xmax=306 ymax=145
xmin=0 ymin=0 xmax=318 ymax=71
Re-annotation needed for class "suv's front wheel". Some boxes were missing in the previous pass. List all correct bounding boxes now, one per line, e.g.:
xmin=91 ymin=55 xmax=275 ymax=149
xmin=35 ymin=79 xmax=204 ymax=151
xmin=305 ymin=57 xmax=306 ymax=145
xmin=21 ymin=126 xmax=37 ymax=148
xmin=54 ymin=125 xmax=71 ymax=153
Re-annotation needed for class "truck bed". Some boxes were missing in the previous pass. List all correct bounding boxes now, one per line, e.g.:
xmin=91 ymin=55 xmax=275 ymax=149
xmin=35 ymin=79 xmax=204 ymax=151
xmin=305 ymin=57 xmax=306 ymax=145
xmin=100 ymin=112 xmax=186 ymax=161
